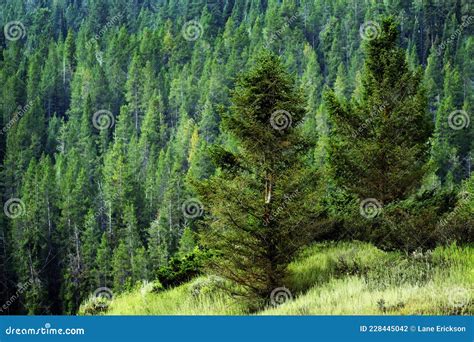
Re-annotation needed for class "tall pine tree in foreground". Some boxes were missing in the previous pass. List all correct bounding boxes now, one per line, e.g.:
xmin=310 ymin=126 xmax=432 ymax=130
xmin=325 ymin=17 xmax=433 ymax=204
xmin=324 ymin=17 xmax=434 ymax=249
xmin=197 ymin=51 xmax=319 ymax=308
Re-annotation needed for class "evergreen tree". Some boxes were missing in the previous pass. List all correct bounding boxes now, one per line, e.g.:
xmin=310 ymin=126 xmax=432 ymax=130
xmin=147 ymin=220 xmax=170 ymax=277
xmin=0 ymin=0 xmax=471 ymax=315
xmin=12 ymin=156 xmax=59 ymax=314
xmin=196 ymin=51 xmax=319 ymax=306
xmin=81 ymin=210 xmax=100 ymax=294
xmin=112 ymin=242 xmax=132 ymax=292
xmin=432 ymin=63 xmax=473 ymax=183
xmin=177 ymin=226 xmax=196 ymax=256
xmin=324 ymin=17 xmax=433 ymax=204
xmin=95 ymin=233 xmax=112 ymax=289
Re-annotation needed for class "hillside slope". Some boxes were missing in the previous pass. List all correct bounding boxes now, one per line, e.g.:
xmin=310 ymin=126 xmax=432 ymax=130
xmin=79 ymin=241 xmax=473 ymax=315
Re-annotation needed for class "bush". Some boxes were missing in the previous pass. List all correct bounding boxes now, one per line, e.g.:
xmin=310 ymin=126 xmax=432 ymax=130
xmin=323 ymin=174 xmax=474 ymax=252
xmin=138 ymin=280 xmax=164 ymax=295
xmin=79 ymin=296 xmax=110 ymax=315
xmin=362 ymin=250 xmax=439 ymax=290
xmin=150 ymin=281 xmax=164 ymax=293
xmin=439 ymin=177 xmax=474 ymax=243
xmin=189 ymin=276 xmax=226 ymax=297
xmin=332 ymin=188 xmax=461 ymax=252
xmin=373 ymin=189 xmax=459 ymax=251
xmin=156 ymin=248 xmax=215 ymax=288
xmin=333 ymin=248 xmax=366 ymax=276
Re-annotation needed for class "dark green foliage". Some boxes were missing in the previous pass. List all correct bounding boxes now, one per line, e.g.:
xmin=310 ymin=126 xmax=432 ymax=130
xmin=440 ymin=174 xmax=474 ymax=242
xmin=0 ymin=0 xmax=471 ymax=314
xmin=345 ymin=188 xmax=460 ymax=252
xmin=150 ymin=281 xmax=164 ymax=294
xmin=196 ymin=51 xmax=320 ymax=306
xmin=156 ymin=249 xmax=214 ymax=289
xmin=80 ymin=297 xmax=110 ymax=316
xmin=325 ymin=17 xmax=433 ymax=204
xmin=322 ymin=17 xmax=464 ymax=251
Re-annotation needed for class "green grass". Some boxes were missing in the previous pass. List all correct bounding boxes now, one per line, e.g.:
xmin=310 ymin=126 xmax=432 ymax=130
xmin=100 ymin=277 xmax=244 ymax=315
xmin=79 ymin=241 xmax=473 ymax=315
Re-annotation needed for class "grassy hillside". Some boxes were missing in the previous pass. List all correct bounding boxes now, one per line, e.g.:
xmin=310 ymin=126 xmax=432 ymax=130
xmin=79 ymin=241 xmax=473 ymax=315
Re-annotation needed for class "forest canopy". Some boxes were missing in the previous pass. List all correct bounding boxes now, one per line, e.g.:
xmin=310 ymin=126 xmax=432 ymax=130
xmin=0 ymin=0 xmax=472 ymax=315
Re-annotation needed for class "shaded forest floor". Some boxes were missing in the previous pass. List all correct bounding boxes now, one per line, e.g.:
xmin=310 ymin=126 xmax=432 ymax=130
xmin=80 ymin=241 xmax=473 ymax=315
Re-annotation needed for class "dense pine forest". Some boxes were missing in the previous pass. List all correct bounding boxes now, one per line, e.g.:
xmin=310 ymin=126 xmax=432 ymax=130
xmin=0 ymin=0 xmax=472 ymax=315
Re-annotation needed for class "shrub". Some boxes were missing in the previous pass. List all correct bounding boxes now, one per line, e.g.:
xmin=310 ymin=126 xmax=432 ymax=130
xmin=138 ymin=280 xmax=164 ymax=295
xmin=439 ymin=177 xmax=474 ymax=243
xmin=333 ymin=248 xmax=365 ymax=276
xmin=377 ymin=298 xmax=405 ymax=313
xmin=156 ymin=248 xmax=215 ymax=288
xmin=362 ymin=249 xmax=441 ymax=290
xmin=189 ymin=276 xmax=226 ymax=297
xmin=79 ymin=296 xmax=110 ymax=315
xmin=380 ymin=188 xmax=459 ymax=251
xmin=336 ymin=188 xmax=460 ymax=252
xmin=150 ymin=281 xmax=164 ymax=293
